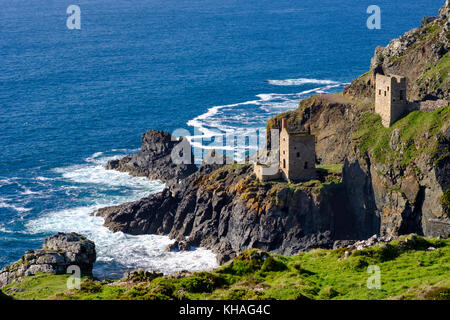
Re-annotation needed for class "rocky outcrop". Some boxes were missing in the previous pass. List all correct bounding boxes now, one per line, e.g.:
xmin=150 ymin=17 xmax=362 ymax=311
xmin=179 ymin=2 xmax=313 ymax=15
xmin=0 ymin=233 xmax=96 ymax=288
xmin=266 ymin=94 xmax=448 ymax=240
xmin=97 ymin=1 xmax=449 ymax=264
xmin=94 ymin=164 xmax=353 ymax=263
xmin=264 ymin=2 xmax=450 ymax=240
xmin=343 ymin=124 xmax=450 ymax=239
xmin=106 ymin=130 xmax=198 ymax=189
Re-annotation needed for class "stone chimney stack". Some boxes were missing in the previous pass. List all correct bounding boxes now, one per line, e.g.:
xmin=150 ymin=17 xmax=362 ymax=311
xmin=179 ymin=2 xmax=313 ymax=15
xmin=281 ymin=118 xmax=287 ymax=130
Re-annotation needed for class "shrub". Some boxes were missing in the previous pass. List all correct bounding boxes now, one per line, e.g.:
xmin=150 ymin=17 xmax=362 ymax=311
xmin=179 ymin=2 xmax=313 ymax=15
xmin=423 ymin=287 xmax=450 ymax=300
xmin=226 ymin=289 xmax=248 ymax=300
xmin=319 ymin=286 xmax=339 ymax=299
xmin=178 ymin=276 xmax=214 ymax=293
xmin=261 ymin=257 xmax=288 ymax=272
xmin=441 ymin=190 xmax=450 ymax=211
xmin=79 ymin=279 xmax=103 ymax=294
xmin=340 ymin=256 xmax=369 ymax=271
xmin=220 ymin=250 xmax=270 ymax=275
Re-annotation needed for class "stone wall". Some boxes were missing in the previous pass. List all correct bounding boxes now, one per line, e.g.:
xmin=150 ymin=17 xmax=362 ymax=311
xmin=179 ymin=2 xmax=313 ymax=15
xmin=253 ymin=163 xmax=280 ymax=181
xmin=280 ymin=128 xmax=316 ymax=182
xmin=375 ymin=74 xmax=407 ymax=127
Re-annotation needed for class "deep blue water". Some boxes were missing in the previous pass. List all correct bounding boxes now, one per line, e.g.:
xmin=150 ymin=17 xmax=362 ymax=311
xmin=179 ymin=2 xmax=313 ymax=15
xmin=0 ymin=0 xmax=444 ymax=277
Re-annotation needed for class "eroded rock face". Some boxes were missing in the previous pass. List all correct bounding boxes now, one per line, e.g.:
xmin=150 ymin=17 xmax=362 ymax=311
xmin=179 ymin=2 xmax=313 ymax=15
xmin=0 ymin=233 xmax=96 ymax=288
xmin=106 ymin=130 xmax=198 ymax=189
xmin=343 ymin=121 xmax=449 ymax=239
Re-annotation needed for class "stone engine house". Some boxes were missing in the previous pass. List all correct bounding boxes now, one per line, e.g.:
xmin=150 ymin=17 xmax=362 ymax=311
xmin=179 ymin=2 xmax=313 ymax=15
xmin=279 ymin=119 xmax=316 ymax=182
xmin=254 ymin=119 xmax=316 ymax=182
xmin=375 ymin=74 xmax=407 ymax=127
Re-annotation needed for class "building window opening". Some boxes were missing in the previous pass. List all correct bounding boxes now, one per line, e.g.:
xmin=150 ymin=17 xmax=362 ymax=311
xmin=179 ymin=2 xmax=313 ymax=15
xmin=399 ymin=90 xmax=404 ymax=100
xmin=283 ymin=159 xmax=286 ymax=169
xmin=304 ymin=162 xmax=308 ymax=169
xmin=296 ymin=152 xmax=300 ymax=158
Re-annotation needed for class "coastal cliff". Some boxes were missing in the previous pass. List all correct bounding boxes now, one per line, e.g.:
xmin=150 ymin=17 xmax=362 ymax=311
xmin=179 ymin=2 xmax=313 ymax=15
xmin=267 ymin=2 xmax=449 ymax=240
xmin=96 ymin=1 xmax=449 ymax=263
xmin=96 ymin=163 xmax=351 ymax=263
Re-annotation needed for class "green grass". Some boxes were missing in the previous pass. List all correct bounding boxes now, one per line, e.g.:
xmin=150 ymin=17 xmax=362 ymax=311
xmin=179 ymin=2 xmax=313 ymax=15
xmin=441 ymin=190 xmax=450 ymax=212
xmin=4 ymin=236 xmax=449 ymax=300
xmin=2 ymin=273 xmax=89 ymax=300
xmin=316 ymin=164 xmax=343 ymax=175
xmin=354 ymin=105 xmax=449 ymax=167
xmin=419 ymin=52 xmax=449 ymax=92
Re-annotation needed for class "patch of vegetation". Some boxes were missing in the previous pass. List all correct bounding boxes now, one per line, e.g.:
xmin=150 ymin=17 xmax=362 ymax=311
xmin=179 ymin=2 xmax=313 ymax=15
xmin=3 ymin=273 xmax=82 ymax=300
xmin=3 ymin=236 xmax=449 ymax=300
xmin=316 ymin=164 xmax=343 ymax=175
xmin=354 ymin=105 xmax=449 ymax=166
xmin=423 ymin=286 xmax=450 ymax=300
xmin=441 ymin=189 xmax=450 ymax=211
xmin=418 ymin=52 xmax=449 ymax=93
xmin=389 ymin=22 xmax=442 ymax=65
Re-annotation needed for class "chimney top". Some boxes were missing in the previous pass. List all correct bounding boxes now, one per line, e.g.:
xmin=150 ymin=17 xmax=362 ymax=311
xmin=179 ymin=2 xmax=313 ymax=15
xmin=281 ymin=118 xmax=287 ymax=130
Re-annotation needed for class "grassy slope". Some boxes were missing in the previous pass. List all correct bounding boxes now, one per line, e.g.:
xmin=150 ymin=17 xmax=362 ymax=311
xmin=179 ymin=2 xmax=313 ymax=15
xmin=354 ymin=105 xmax=449 ymax=167
xmin=4 ymin=235 xmax=449 ymax=300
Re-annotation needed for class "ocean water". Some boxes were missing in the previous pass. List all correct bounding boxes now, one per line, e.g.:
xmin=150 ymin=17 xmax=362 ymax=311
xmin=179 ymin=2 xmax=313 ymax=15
xmin=0 ymin=0 xmax=444 ymax=278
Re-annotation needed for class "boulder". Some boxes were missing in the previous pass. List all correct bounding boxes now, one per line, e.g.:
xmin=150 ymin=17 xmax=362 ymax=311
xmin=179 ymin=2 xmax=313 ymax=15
xmin=0 ymin=233 xmax=96 ymax=288
xmin=105 ymin=130 xmax=198 ymax=190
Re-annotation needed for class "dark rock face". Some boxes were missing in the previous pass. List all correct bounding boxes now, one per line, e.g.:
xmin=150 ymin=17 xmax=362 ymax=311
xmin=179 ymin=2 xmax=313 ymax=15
xmin=106 ymin=130 xmax=198 ymax=189
xmin=94 ymin=165 xmax=353 ymax=264
xmin=0 ymin=233 xmax=96 ymax=288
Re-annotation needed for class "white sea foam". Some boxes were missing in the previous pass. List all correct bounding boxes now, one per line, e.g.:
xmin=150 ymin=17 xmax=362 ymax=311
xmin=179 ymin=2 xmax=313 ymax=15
xmin=0 ymin=197 xmax=32 ymax=213
xmin=26 ymin=152 xmax=218 ymax=278
xmin=267 ymin=78 xmax=340 ymax=86
xmin=35 ymin=176 xmax=55 ymax=181
xmin=54 ymin=163 xmax=161 ymax=190
xmin=26 ymin=205 xmax=218 ymax=278
xmin=0 ymin=178 xmax=14 ymax=186
xmin=186 ymin=78 xmax=346 ymax=162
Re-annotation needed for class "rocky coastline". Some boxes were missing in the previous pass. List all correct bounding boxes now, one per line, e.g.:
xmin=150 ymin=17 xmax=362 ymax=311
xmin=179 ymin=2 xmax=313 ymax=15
xmin=1 ymin=2 xmax=447 ymax=289
xmin=91 ymin=2 xmax=449 ymax=265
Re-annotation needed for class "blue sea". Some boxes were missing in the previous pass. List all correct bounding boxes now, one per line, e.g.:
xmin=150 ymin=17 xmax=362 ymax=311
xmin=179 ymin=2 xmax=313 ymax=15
xmin=0 ymin=0 xmax=444 ymax=278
